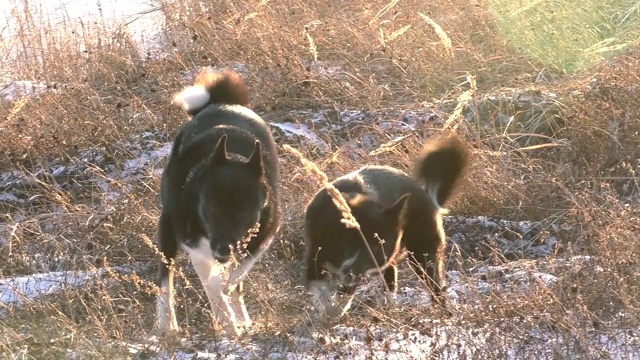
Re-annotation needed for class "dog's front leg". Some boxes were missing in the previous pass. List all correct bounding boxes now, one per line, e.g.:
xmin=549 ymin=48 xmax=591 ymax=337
xmin=228 ymin=281 xmax=252 ymax=330
xmin=207 ymin=272 xmax=241 ymax=336
xmin=157 ymin=213 xmax=179 ymax=333
xmin=157 ymin=268 xmax=178 ymax=332
xmin=189 ymin=254 xmax=239 ymax=336
xmin=383 ymin=265 xmax=399 ymax=308
xmin=226 ymin=253 xmax=265 ymax=332
xmin=308 ymin=279 xmax=341 ymax=318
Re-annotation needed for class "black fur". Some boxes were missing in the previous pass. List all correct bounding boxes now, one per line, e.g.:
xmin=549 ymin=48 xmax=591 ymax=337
xmin=156 ymin=69 xmax=280 ymax=333
xmin=303 ymin=134 xmax=469 ymax=311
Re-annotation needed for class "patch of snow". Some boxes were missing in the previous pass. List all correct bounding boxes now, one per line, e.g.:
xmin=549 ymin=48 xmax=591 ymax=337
xmin=290 ymin=110 xmax=329 ymax=124
xmin=120 ymin=142 xmax=172 ymax=179
xmin=1 ymin=243 xmax=638 ymax=359
xmin=0 ymin=223 xmax=11 ymax=247
xmin=0 ymin=80 xmax=55 ymax=103
xmin=446 ymin=215 xmax=563 ymax=259
xmin=339 ymin=110 xmax=369 ymax=123
xmin=121 ymin=319 xmax=640 ymax=360
xmin=0 ymin=266 xmax=132 ymax=306
xmin=270 ymin=122 xmax=329 ymax=150
xmin=0 ymin=192 xmax=24 ymax=205
xmin=1 ymin=269 xmax=100 ymax=305
xmin=151 ymin=142 xmax=173 ymax=159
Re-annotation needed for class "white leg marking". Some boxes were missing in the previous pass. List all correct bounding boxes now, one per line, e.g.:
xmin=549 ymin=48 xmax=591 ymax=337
xmin=385 ymin=291 xmax=398 ymax=308
xmin=157 ymin=271 xmax=178 ymax=332
xmin=226 ymin=239 xmax=271 ymax=330
xmin=228 ymin=251 xmax=262 ymax=286
xmin=308 ymin=280 xmax=340 ymax=318
xmin=183 ymin=239 xmax=239 ymax=336
xmin=229 ymin=285 xmax=252 ymax=329
xmin=182 ymin=236 xmax=272 ymax=336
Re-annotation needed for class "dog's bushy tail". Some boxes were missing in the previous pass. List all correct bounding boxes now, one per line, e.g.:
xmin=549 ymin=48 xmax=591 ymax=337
xmin=414 ymin=133 xmax=470 ymax=208
xmin=173 ymin=68 xmax=250 ymax=116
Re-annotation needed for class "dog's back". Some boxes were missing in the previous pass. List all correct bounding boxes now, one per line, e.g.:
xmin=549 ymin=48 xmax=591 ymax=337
xmin=304 ymin=166 xmax=427 ymax=278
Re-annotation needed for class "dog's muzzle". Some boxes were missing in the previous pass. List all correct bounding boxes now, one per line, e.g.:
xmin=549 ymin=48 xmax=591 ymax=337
xmin=212 ymin=243 xmax=232 ymax=263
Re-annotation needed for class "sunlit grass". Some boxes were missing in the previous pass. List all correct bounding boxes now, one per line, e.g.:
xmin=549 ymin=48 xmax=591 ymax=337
xmin=488 ymin=0 xmax=640 ymax=72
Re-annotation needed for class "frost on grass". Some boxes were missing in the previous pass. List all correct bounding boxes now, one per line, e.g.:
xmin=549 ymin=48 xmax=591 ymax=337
xmin=0 ymin=268 xmax=129 ymax=306
xmin=1 ymin=252 xmax=638 ymax=358
xmin=0 ymin=80 xmax=55 ymax=103
xmin=270 ymin=122 xmax=330 ymax=151
xmin=112 ymin=256 xmax=640 ymax=360
xmin=445 ymin=215 xmax=565 ymax=260
xmin=0 ymin=106 xmax=447 ymax=209
xmin=0 ymin=104 xmax=636 ymax=358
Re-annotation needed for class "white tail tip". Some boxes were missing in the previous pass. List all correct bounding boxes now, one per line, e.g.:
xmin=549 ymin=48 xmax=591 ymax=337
xmin=173 ymin=85 xmax=210 ymax=112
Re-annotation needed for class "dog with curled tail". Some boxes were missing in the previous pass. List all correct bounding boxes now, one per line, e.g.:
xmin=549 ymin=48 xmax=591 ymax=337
xmin=303 ymin=134 xmax=470 ymax=317
xmin=156 ymin=69 xmax=281 ymax=336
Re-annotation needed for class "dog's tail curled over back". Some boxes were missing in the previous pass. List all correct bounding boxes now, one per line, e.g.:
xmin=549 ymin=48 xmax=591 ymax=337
xmin=414 ymin=133 xmax=471 ymax=209
xmin=172 ymin=68 xmax=250 ymax=116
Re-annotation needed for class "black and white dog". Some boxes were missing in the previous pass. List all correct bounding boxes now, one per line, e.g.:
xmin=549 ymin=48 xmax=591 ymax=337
xmin=303 ymin=135 xmax=469 ymax=316
xmin=156 ymin=69 xmax=280 ymax=336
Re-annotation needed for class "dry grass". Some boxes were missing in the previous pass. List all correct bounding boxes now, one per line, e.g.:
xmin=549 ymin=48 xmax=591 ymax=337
xmin=1 ymin=0 xmax=640 ymax=358
xmin=488 ymin=0 xmax=640 ymax=73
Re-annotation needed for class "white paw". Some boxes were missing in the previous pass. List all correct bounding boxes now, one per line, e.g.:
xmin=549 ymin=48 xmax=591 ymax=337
xmin=384 ymin=292 xmax=398 ymax=308
xmin=158 ymin=317 xmax=179 ymax=333
xmin=241 ymin=315 xmax=253 ymax=330
xmin=325 ymin=303 xmax=343 ymax=318
xmin=156 ymin=300 xmax=178 ymax=333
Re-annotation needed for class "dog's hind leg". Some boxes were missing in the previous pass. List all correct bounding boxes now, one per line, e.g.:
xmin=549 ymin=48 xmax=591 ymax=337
xmin=408 ymin=246 xmax=446 ymax=304
xmin=157 ymin=213 xmax=179 ymax=333
xmin=383 ymin=264 xmax=399 ymax=308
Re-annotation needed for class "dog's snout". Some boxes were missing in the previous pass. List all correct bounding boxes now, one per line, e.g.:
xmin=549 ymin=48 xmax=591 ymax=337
xmin=212 ymin=242 xmax=232 ymax=263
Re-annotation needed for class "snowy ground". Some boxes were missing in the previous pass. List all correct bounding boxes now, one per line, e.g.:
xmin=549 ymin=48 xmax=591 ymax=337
xmin=1 ymin=122 xmax=639 ymax=359
xmin=2 ymin=254 xmax=639 ymax=359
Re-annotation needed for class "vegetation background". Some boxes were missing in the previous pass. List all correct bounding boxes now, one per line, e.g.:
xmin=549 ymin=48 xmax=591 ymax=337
xmin=0 ymin=0 xmax=639 ymax=358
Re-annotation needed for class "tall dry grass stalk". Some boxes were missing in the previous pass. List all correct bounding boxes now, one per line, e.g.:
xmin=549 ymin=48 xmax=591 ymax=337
xmin=419 ymin=12 xmax=454 ymax=60
xmin=283 ymin=145 xmax=358 ymax=230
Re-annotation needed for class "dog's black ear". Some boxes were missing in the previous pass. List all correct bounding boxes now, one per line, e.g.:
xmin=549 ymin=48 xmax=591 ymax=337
xmin=382 ymin=193 xmax=410 ymax=220
xmin=210 ymin=134 xmax=229 ymax=166
xmin=246 ymin=140 xmax=263 ymax=175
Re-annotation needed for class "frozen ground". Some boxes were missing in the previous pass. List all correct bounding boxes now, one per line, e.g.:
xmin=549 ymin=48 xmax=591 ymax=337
xmin=1 ymin=118 xmax=639 ymax=359
xmin=2 ymin=254 xmax=639 ymax=359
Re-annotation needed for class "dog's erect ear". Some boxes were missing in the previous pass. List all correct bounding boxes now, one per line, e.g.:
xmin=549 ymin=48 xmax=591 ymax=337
xmin=382 ymin=193 xmax=410 ymax=221
xmin=246 ymin=140 xmax=263 ymax=175
xmin=210 ymin=134 xmax=229 ymax=166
